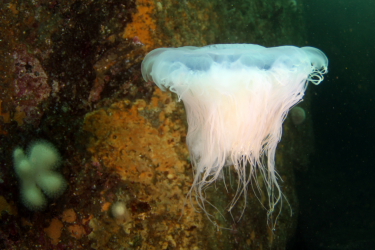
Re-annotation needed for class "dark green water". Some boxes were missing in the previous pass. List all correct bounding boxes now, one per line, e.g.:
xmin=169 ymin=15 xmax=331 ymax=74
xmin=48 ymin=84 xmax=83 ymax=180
xmin=293 ymin=1 xmax=375 ymax=249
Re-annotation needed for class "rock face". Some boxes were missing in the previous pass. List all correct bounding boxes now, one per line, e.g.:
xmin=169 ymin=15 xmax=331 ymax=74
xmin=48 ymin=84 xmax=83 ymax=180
xmin=0 ymin=0 xmax=312 ymax=249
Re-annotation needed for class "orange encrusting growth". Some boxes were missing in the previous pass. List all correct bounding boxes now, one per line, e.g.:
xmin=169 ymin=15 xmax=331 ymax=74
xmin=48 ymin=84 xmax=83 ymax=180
xmin=101 ymin=202 xmax=111 ymax=212
xmin=68 ymin=225 xmax=86 ymax=239
xmin=44 ymin=218 xmax=63 ymax=245
xmin=82 ymin=89 xmax=205 ymax=249
xmin=83 ymin=88 xmax=187 ymax=185
xmin=62 ymin=208 xmax=77 ymax=223
xmin=123 ymin=0 xmax=157 ymax=48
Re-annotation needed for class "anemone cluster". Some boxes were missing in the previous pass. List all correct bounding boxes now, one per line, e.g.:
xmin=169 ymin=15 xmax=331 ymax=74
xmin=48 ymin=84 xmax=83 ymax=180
xmin=13 ymin=141 xmax=67 ymax=211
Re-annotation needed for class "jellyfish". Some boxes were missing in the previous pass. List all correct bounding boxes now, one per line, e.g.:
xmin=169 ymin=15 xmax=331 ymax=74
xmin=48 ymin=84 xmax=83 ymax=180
xmin=141 ymin=44 xmax=328 ymax=222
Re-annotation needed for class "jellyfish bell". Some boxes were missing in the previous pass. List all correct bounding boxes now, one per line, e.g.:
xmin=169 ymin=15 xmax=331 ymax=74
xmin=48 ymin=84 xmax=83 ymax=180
xmin=141 ymin=44 xmax=328 ymax=223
